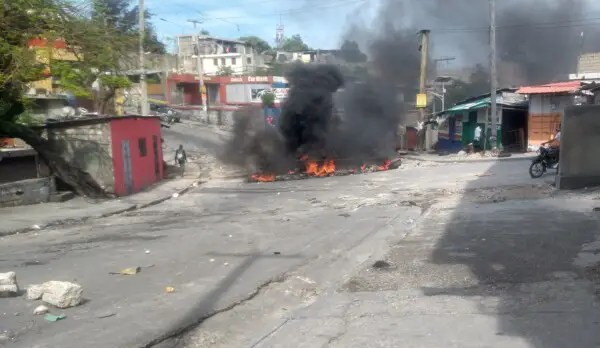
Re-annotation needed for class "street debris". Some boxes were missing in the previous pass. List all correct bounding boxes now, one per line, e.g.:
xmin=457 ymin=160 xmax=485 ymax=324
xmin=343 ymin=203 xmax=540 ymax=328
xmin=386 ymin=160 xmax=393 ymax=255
xmin=145 ymin=250 xmax=151 ymax=254
xmin=165 ymin=286 xmax=175 ymax=293
xmin=31 ymin=224 xmax=41 ymax=230
xmin=172 ymin=193 xmax=180 ymax=198
xmin=110 ymin=267 xmax=141 ymax=275
xmin=26 ymin=284 xmax=45 ymax=300
xmin=593 ymin=207 xmax=600 ymax=212
xmin=33 ymin=305 xmax=49 ymax=315
xmin=372 ymin=260 xmax=394 ymax=270
xmin=223 ymin=262 xmax=230 ymax=266
xmin=0 ymin=271 xmax=19 ymax=297
xmin=41 ymin=281 xmax=83 ymax=308
xmin=97 ymin=312 xmax=116 ymax=319
xmin=44 ymin=313 xmax=66 ymax=322
xmin=273 ymin=251 xmax=281 ymax=255
xmin=209 ymin=258 xmax=215 ymax=263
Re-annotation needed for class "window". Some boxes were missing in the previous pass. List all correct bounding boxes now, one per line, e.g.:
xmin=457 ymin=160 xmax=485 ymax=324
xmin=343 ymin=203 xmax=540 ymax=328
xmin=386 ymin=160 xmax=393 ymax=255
xmin=247 ymin=57 xmax=252 ymax=64
xmin=231 ymin=58 xmax=236 ymax=65
xmin=138 ymin=137 xmax=147 ymax=157
xmin=221 ymin=58 xmax=226 ymax=65
xmin=213 ymin=58 xmax=218 ymax=66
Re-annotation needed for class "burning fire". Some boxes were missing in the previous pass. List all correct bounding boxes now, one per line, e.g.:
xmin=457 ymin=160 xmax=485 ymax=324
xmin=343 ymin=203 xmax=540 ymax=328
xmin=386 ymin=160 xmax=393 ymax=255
xmin=377 ymin=159 xmax=392 ymax=171
xmin=305 ymin=159 xmax=336 ymax=177
xmin=250 ymin=173 xmax=276 ymax=182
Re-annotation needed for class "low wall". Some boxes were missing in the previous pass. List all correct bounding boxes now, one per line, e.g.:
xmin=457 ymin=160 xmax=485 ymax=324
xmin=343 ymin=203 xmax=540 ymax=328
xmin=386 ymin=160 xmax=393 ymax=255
xmin=556 ymin=105 xmax=600 ymax=189
xmin=0 ymin=177 xmax=55 ymax=207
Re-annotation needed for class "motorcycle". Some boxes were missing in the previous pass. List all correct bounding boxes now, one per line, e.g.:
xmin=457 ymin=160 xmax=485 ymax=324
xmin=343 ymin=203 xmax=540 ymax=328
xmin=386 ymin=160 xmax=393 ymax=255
xmin=150 ymin=103 xmax=180 ymax=124
xmin=529 ymin=146 xmax=559 ymax=178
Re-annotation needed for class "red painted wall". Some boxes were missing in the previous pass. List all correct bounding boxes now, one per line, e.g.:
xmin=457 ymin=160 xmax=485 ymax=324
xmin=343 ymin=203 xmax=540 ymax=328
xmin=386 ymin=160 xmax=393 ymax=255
xmin=110 ymin=117 xmax=164 ymax=196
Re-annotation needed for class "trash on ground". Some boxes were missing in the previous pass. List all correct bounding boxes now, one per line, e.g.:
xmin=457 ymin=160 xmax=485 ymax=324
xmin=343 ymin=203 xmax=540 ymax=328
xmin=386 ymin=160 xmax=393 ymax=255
xmin=110 ymin=267 xmax=141 ymax=275
xmin=44 ymin=313 xmax=66 ymax=322
xmin=41 ymin=281 xmax=83 ymax=308
xmin=209 ymin=258 xmax=215 ymax=262
xmin=97 ymin=312 xmax=116 ymax=319
xmin=31 ymin=224 xmax=41 ymax=230
xmin=273 ymin=251 xmax=281 ymax=255
xmin=0 ymin=271 xmax=19 ymax=297
xmin=172 ymin=193 xmax=180 ymax=198
xmin=223 ymin=262 xmax=229 ymax=266
xmin=372 ymin=260 xmax=394 ymax=270
xmin=145 ymin=250 xmax=151 ymax=254
xmin=33 ymin=305 xmax=49 ymax=315
xmin=165 ymin=286 xmax=175 ymax=293
xmin=26 ymin=284 xmax=44 ymax=300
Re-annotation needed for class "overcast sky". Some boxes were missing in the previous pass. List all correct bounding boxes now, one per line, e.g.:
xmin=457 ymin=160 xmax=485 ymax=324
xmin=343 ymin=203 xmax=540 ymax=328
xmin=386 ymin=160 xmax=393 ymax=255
xmin=147 ymin=0 xmax=382 ymax=52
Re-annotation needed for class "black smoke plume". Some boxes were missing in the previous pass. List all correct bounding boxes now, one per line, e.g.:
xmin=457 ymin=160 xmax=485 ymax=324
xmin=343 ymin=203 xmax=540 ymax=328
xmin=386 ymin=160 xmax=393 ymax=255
xmin=221 ymin=63 xmax=403 ymax=173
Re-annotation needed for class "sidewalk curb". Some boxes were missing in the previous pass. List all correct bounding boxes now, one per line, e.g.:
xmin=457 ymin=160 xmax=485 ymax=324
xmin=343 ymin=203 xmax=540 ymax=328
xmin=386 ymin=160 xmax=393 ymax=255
xmin=402 ymin=154 xmax=536 ymax=164
xmin=0 ymin=179 xmax=202 ymax=238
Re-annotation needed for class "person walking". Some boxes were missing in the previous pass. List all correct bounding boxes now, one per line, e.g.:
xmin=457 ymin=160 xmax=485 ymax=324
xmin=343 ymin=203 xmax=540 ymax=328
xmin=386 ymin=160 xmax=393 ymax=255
xmin=174 ymin=144 xmax=187 ymax=177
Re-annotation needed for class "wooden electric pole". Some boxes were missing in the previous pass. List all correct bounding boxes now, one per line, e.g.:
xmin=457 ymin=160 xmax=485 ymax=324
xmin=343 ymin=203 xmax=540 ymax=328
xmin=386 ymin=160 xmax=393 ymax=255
xmin=139 ymin=0 xmax=148 ymax=115
xmin=489 ymin=0 xmax=498 ymax=151
xmin=418 ymin=30 xmax=430 ymax=151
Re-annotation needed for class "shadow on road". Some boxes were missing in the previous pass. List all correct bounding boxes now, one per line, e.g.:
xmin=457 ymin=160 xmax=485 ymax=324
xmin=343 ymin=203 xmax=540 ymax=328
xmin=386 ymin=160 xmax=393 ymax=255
xmin=429 ymin=160 xmax=600 ymax=347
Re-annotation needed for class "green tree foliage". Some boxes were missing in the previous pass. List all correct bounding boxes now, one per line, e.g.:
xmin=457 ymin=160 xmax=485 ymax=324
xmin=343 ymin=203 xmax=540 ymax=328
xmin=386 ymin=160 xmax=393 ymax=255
xmin=339 ymin=40 xmax=367 ymax=63
xmin=261 ymin=91 xmax=275 ymax=107
xmin=239 ymin=36 xmax=271 ymax=54
xmin=217 ymin=66 xmax=234 ymax=76
xmin=91 ymin=0 xmax=165 ymax=54
xmin=282 ymin=34 xmax=309 ymax=52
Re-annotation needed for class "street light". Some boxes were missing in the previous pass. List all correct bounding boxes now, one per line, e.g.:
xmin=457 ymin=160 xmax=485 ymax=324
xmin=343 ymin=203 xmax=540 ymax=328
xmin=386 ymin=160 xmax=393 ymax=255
xmin=427 ymin=76 xmax=452 ymax=113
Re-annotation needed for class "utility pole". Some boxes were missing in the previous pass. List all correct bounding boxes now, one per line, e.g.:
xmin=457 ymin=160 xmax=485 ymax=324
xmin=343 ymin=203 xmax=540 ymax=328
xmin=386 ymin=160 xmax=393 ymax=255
xmin=139 ymin=0 xmax=148 ymax=115
xmin=196 ymin=36 xmax=206 ymax=111
xmin=418 ymin=30 xmax=430 ymax=151
xmin=489 ymin=0 xmax=498 ymax=151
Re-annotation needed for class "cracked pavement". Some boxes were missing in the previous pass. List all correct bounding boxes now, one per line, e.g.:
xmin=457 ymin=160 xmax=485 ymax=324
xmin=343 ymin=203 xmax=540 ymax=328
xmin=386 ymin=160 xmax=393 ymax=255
xmin=2 ymin=153 xmax=599 ymax=347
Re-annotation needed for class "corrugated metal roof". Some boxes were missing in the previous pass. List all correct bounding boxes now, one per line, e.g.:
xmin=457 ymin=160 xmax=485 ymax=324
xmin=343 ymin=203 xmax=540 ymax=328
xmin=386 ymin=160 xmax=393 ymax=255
xmin=516 ymin=81 xmax=582 ymax=95
xmin=444 ymin=93 xmax=527 ymax=114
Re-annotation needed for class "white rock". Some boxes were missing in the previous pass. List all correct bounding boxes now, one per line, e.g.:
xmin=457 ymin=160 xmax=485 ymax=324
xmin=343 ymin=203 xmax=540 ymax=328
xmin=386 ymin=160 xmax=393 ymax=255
xmin=0 ymin=272 xmax=18 ymax=297
xmin=0 ymin=272 xmax=16 ymax=286
xmin=26 ymin=284 xmax=44 ymax=300
xmin=33 ymin=305 xmax=49 ymax=315
xmin=42 ymin=281 xmax=83 ymax=308
xmin=172 ymin=193 xmax=180 ymax=198
xmin=0 ymin=285 xmax=18 ymax=297
xmin=31 ymin=224 xmax=41 ymax=230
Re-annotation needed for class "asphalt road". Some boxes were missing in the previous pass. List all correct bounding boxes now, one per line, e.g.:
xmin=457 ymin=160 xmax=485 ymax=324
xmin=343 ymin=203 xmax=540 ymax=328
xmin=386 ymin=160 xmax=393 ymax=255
xmin=0 ymin=159 xmax=548 ymax=347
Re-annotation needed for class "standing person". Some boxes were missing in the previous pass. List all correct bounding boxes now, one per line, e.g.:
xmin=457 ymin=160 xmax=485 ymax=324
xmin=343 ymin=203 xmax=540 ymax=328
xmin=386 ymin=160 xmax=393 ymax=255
xmin=473 ymin=125 xmax=482 ymax=152
xmin=174 ymin=144 xmax=187 ymax=177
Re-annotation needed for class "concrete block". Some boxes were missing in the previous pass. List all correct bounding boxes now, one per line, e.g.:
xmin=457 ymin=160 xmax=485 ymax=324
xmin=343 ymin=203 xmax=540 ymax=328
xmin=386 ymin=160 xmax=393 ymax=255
xmin=0 ymin=272 xmax=19 ymax=297
xmin=42 ymin=281 xmax=83 ymax=308
xmin=26 ymin=284 xmax=44 ymax=300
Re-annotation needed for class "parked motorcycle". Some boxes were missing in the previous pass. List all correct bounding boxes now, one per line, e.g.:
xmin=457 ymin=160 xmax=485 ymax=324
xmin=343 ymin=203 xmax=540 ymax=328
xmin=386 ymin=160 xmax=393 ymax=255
xmin=150 ymin=103 xmax=181 ymax=124
xmin=529 ymin=146 xmax=559 ymax=178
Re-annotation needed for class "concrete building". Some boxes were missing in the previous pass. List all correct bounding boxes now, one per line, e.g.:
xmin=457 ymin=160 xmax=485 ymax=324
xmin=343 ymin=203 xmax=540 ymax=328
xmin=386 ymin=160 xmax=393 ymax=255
xmin=439 ymin=90 xmax=528 ymax=153
xmin=516 ymin=81 xmax=600 ymax=150
xmin=177 ymin=35 xmax=266 ymax=76
xmin=41 ymin=116 xmax=164 ymax=196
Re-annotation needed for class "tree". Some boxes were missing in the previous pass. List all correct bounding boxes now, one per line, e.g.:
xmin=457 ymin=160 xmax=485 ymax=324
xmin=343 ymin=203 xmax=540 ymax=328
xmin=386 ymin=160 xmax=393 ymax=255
xmin=282 ymin=34 xmax=309 ymax=52
xmin=339 ymin=40 xmax=367 ymax=63
xmin=239 ymin=36 xmax=271 ymax=54
xmin=91 ymin=0 xmax=165 ymax=54
xmin=217 ymin=66 xmax=234 ymax=76
xmin=0 ymin=0 xmax=109 ymax=197
xmin=200 ymin=29 xmax=210 ymax=35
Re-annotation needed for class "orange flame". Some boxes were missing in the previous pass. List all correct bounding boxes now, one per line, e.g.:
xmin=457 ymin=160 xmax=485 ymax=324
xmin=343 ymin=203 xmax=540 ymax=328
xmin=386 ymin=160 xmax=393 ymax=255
xmin=251 ymin=173 xmax=276 ymax=182
xmin=377 ymin=160 xmax=392 ymax=171
xmin=305 ymin=159 xmax=336 ymax=177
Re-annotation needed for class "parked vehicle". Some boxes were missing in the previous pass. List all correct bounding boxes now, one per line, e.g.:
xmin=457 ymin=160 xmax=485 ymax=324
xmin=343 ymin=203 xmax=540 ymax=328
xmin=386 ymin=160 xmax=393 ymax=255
xmin=150 ymin=103 xmax=181 ymax=124
xmin=529 ymin=146 xmax=559 ymax=178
